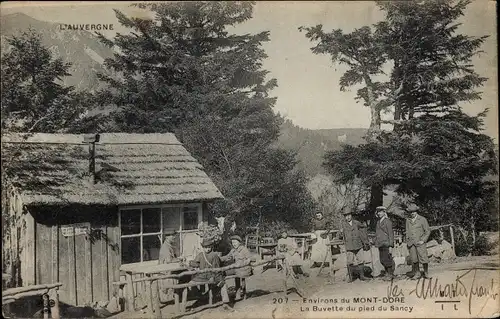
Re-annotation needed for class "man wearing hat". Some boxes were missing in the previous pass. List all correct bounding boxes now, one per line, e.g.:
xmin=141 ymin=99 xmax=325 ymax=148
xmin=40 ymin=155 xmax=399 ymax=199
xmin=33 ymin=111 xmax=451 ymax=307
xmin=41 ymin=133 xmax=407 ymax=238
xmin=221 ymin=235 xmax=255 ymax=301
xmin=188 ymin=238 xmax=233 ymax=311
xmin=341 ymin=208 xmax=370 ymax=282
xmin=158 ymin=230 xmax=180 ymax=264
xmin=375 ymin=206 xmax=395 ymax=281
xmin=405 ymin=204 xmax=431 ymax=279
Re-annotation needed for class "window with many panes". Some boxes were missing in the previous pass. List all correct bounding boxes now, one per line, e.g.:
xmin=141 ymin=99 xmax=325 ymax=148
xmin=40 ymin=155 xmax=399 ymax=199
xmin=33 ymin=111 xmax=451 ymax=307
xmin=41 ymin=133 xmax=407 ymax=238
xmin=119 ymin=204 xmax=201 ymax=264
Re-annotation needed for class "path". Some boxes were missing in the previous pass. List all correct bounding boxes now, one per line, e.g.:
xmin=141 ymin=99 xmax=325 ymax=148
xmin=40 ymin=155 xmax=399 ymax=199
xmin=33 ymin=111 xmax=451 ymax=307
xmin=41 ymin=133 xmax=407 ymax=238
xmin=112 ymin=255 xmax=499 ymax=319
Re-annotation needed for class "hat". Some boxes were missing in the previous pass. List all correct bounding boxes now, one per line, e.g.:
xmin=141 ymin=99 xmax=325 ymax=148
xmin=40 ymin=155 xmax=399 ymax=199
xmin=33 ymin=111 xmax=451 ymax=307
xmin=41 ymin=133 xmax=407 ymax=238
xmin=406 ymin=204 xmax=420 ymax=213
xmin=376 ymin=206 xmax=387 ymax=212
xmin=342 ymin=210 xmax=352 ymax=216
xmin=201 ymin=238 xmax=214 ymax=247
xmin=229 ymin=235 xmax=242 ymax=243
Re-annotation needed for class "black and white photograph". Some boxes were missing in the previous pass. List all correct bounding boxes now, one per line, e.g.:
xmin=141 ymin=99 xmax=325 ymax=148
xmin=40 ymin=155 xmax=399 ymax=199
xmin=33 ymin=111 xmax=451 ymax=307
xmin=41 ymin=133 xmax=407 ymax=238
xmin=1 ymin=1 xmax=498 ymax=318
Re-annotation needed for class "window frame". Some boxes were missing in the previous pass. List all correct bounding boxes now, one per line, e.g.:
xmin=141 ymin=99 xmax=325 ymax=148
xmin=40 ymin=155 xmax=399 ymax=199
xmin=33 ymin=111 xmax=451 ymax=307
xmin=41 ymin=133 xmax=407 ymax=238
xmin=118 ymin=203 xmax=202 ymax=265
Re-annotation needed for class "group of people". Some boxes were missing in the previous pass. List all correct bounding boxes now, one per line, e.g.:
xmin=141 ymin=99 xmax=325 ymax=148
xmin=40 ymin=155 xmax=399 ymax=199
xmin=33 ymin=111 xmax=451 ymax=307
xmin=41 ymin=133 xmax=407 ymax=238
xmin=338 ymin=203 xmax=431 ymax=282
xmin=277 ymin=203 xmax=432 ymax=283
xmin=157 ymin=202 xmax=432 ymax=311
xmin=159 ymin=234 xmax=254 ymax=311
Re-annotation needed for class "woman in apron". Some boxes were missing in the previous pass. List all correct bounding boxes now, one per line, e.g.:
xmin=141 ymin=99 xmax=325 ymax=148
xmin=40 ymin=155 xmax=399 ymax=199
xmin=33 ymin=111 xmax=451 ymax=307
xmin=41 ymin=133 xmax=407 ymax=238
xmin=309 ymin=211 xmax=331 ymax=267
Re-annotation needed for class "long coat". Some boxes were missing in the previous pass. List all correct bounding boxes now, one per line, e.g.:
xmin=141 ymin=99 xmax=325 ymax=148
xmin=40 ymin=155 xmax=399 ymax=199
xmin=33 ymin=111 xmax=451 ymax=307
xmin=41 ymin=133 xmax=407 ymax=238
xmin=375 ymin=217 xmax=395 ymax=248
xmin=341 ymin=220 xmax=369 ymax=251
xmin=405 ymin=214 xmax=431 ymax=247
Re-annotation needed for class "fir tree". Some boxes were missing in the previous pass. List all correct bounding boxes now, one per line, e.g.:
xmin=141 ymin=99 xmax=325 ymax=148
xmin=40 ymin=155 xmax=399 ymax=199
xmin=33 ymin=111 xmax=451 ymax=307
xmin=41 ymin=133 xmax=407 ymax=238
xmin=319 ymin=0 xmax=497 ymax=237
xmin=1 ymin=29 xmax=94 ymax=133
xmin=96 ymin=2 xmax=315 ymax=230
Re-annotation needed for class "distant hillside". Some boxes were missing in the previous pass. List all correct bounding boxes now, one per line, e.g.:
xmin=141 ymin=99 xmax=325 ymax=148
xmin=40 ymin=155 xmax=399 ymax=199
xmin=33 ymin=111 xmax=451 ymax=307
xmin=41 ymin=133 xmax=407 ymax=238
xmin=1 ymin=13 xmax=114 ymax=92
xmin=277 ymin=119 xmax=367 ymax=177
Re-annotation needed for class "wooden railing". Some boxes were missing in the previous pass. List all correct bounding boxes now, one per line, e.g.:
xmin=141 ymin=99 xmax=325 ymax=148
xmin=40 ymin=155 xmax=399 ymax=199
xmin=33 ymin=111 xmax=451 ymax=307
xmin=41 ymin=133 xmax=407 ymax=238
xmin=2 ymin=283 xmax=63 ymax=319
xmin=114 ymin=256 xmax=286 ymax=317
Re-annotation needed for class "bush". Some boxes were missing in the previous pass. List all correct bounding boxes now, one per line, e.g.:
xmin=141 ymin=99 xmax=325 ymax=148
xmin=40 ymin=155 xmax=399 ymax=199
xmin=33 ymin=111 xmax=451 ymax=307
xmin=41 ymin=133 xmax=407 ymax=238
xmin=258 ymin=220 xmax=297 ymax=240
xmin=471 ymin=234 xmax=498 ymax=256
xmin=454 ymin=233 xmax=498 ymax=257
xmin=197 ymin=224 xmax=223 ymax=244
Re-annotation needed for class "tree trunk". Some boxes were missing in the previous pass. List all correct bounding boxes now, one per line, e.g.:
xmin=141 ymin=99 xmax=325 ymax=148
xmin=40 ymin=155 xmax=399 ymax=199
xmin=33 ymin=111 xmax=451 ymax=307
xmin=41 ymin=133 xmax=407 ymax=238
xmin=362 ymin=74 xmax=384 ymax=222
xmin=470 ymin=218 xmax=476 ymax=247
xmin=393 ymin=63 xmax=403 ymax=132
xmin=364 ymin=74 xmax=381 ymax=141
xmin=368 ymin=184 xmax=383 ymax=230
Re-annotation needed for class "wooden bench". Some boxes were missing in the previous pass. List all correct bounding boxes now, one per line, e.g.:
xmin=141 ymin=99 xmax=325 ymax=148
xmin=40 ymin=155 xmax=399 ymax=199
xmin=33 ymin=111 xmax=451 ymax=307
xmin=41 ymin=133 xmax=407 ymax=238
xmin=2 ymin=283 xmax=63 ymax=319
xmin=172 ymin=274 xmax=250 ymax=313
xmin=113 ymin=256 xmax=286 ymax=316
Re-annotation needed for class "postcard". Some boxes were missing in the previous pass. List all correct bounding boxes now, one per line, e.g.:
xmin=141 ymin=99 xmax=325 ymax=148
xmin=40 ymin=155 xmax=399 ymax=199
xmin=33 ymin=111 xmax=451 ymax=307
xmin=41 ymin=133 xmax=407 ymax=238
xmin=1 ymin=1 xmax=498 ymax=318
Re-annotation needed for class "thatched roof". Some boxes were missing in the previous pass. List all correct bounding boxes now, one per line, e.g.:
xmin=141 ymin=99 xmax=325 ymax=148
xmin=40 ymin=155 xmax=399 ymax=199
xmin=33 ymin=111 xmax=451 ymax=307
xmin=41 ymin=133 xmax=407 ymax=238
xmin=1 ymin=133 xmax=224 ymax=206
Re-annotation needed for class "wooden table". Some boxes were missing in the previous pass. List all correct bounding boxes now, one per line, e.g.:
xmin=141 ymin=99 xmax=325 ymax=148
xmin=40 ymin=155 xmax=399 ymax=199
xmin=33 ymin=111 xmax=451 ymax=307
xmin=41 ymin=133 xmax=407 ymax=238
xmin=288 ymin=233 xmax=312 ymax=260
xmin=120 ymin=262 xmax=187 ymax=317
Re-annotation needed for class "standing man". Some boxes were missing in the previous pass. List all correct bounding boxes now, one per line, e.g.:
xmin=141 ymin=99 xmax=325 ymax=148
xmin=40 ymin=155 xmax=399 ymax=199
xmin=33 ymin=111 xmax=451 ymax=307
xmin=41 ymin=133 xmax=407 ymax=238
xmin=341 ymin=209 xmax=370 ymax=282
xmin=405 ymin=204 xmax=431 ymax=279
xmin=375 ymin=206 xmax=395 ymax=281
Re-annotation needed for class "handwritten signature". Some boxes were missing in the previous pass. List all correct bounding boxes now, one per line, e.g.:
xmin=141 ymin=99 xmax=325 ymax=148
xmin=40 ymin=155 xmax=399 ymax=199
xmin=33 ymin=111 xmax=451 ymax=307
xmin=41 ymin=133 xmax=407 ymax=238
xmin=399 ymin=269 xmax=499 ymax=315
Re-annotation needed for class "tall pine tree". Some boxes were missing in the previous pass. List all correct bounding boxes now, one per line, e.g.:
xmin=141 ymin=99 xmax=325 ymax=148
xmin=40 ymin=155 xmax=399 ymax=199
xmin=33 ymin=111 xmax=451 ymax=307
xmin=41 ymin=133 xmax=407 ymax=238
xmin=321 ymin=0 xmax=497 ymax=236
xmin=95 ymin=2 xmax=315 ymax=231
xmin=1 ymin=29 xmax=94 ymax=133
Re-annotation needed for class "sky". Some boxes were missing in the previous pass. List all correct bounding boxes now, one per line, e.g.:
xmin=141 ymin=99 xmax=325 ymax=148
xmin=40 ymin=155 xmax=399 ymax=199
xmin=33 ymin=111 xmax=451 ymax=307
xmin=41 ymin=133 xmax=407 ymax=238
xmin=1 ymin=1 xmax=498 ymax=139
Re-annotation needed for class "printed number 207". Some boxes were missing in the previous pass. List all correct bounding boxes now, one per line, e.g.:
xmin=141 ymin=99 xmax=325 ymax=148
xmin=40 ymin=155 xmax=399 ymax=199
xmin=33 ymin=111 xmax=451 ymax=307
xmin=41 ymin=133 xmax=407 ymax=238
xmin=273 ymin=297 xmax=288 ymax=304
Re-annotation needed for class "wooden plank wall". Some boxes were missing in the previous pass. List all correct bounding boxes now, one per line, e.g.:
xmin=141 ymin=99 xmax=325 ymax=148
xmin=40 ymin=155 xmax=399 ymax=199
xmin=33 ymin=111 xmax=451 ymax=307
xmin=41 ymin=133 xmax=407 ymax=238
xmin=33 ymin=208 xmax=120 ymax=306
xmin=10 ymin=191 xmax=36 ymax=287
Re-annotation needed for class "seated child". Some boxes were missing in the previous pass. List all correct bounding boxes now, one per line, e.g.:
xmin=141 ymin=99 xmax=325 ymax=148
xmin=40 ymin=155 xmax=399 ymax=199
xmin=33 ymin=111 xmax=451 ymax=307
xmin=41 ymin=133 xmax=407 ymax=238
xmin=278 ymin=231 xmax=309 ymax=278
xmin=220 ymin=235 xmax=255 ymax=301
xmin=187 ymin=238 xmax=233 ymax=311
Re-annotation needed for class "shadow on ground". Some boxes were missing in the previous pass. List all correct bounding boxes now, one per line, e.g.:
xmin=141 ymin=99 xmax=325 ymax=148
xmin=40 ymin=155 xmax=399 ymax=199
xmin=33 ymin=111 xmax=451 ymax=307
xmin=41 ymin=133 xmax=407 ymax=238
xmin=165 ymin=288 xmax=275 ymax=319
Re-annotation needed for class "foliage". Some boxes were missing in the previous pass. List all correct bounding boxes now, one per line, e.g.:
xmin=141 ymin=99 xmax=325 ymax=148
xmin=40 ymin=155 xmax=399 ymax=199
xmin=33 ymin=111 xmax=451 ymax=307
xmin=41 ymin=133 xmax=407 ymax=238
xmin=471 ymin=234 xmax=498 ymax=256
xmin=319 ymin=0 xmax=497 ymax=234
xmin=197 ymin=224 xmax=223 ymax=245
xmin=1 ymin=29 xmax=95 ymax=133
xmin=95 ymin=2 xmax=315 ymax=230
xmin=1 ymin=30 xmax=98 ymax=278
xmin=455 ymin=233 xmax=498 ymax=257
xmin=299 ymin=23 xmax=400 ymax=138
xmin=376 ymin=0 xmax=488 ymax=119
xmin=258 ymin=220 xmax=297 ymax=240
xmin=314 ymin=179 xmax=370 ymax=230
xmin=277 ymin=119 xmax=366 ymax=177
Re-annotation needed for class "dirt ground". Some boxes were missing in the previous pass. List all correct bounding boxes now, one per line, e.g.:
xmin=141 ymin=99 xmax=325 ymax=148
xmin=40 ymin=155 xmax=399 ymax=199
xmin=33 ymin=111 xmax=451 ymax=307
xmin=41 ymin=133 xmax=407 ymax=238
xmin=112 ymin=253 xmax=500 ymax=319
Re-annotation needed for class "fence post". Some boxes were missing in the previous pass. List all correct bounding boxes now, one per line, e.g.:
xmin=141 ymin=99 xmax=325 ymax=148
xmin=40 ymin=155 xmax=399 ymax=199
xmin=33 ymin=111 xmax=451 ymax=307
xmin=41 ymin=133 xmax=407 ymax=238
xmin=449 ymin=225 xmax=456 ymax=257
xmin=282 ymin=258 xmax=288 ymax=298
xmin=48 ymin=288 xmax=60 ymax=319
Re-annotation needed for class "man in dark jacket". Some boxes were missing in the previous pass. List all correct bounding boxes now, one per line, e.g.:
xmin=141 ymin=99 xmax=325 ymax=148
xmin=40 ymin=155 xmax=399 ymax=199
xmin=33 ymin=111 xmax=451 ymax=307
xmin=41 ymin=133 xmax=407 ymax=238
xmin=341 ymin=209 xmax=370 ymax=282
xmin=405 ymin=204 xmax=431 ymax=279
xmin=375 ymin=206 xmax=395 ymax=281
xmin=188 ymin=238 xmax=233 ymax=311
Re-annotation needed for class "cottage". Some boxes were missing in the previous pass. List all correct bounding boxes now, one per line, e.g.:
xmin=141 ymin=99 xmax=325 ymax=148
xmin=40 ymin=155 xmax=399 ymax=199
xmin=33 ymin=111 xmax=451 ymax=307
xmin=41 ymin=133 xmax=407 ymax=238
xmin=1 ymin=133 xmax=224 ymax=307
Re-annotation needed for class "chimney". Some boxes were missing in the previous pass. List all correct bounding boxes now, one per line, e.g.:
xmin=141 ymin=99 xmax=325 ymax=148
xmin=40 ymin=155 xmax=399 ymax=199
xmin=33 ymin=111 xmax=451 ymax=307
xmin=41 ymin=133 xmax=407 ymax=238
xmin=83 ymin=134 xmax=100 ymax=184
